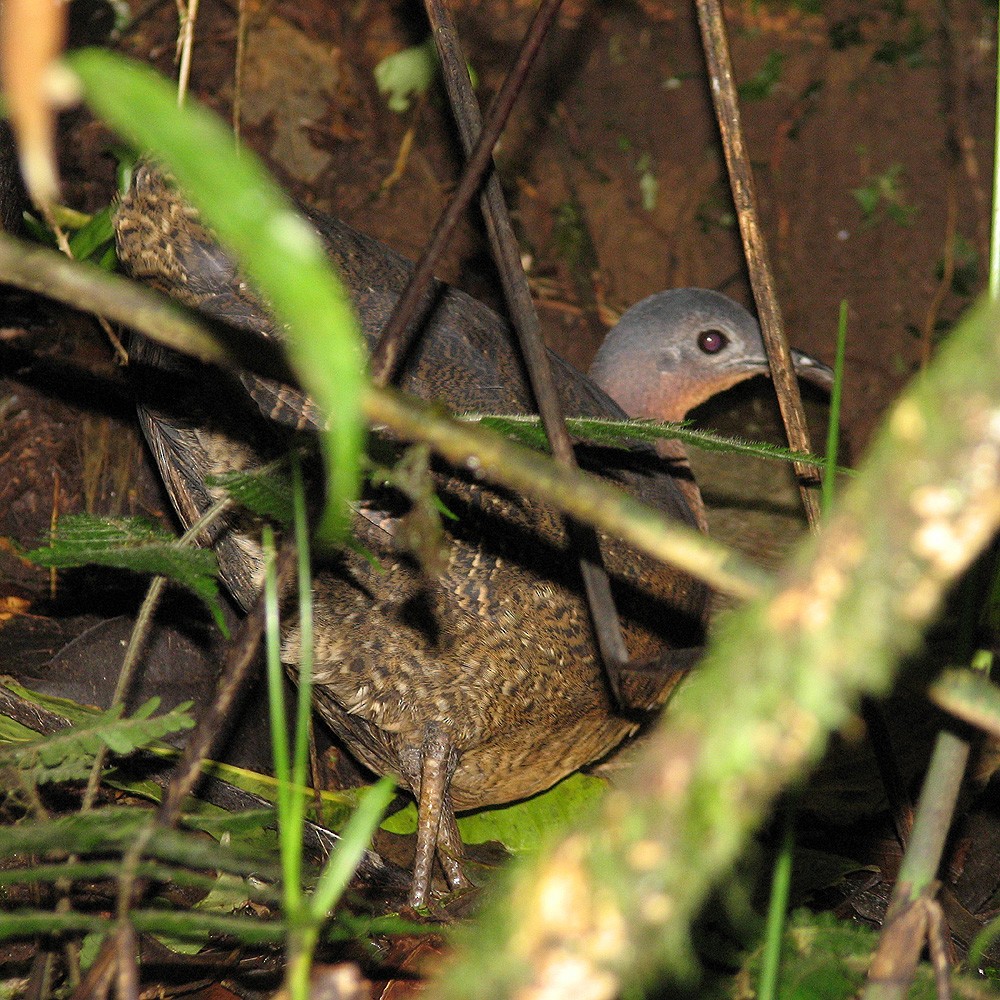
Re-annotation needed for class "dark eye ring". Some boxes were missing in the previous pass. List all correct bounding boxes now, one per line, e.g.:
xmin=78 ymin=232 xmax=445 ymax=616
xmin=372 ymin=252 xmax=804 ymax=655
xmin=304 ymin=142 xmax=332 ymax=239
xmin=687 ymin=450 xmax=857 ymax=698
xmin=697 ymin=329 xmax=728 ymax=355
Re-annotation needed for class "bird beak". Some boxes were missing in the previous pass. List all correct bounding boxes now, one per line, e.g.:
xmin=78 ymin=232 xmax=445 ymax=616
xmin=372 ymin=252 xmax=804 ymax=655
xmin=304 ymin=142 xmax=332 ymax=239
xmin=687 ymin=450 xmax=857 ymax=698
xmin=733 ymin=347 xmax=835 ymax=391
xmin=789 ymin=348 xmax=835 ymax=391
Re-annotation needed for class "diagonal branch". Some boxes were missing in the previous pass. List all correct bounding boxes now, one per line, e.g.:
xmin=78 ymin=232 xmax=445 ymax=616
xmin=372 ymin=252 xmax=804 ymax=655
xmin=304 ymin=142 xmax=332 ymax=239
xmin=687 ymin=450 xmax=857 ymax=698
xmin=0 ymin=230 xmax=769 ymax=601
xmin=424 ymin=0 xmax=633 ymax=703
xmin=695 ymin=0 xmax=821 ymax=527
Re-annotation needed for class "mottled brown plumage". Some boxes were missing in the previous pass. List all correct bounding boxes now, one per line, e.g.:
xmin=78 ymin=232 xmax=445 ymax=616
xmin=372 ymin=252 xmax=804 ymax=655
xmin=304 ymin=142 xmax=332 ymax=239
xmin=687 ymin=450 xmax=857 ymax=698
xmin=117 ymin=166 xmax=710 ymax=906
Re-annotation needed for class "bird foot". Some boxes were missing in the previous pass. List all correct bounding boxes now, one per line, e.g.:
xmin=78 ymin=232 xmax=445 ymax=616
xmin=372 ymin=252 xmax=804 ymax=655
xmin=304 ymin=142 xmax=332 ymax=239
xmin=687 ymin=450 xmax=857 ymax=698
xmin=407 ymin=726 xmax=464 ymax=909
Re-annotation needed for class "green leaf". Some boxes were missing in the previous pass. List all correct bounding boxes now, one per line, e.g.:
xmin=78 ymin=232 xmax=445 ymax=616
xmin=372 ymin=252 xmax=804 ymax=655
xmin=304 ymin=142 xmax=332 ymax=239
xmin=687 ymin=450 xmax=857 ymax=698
xmin=0 ymin=713 xmax=46 ymax=744
xmin=68 ymin=205 xmax=116 ymax=262
xmin=738 ymin=51 xmax=785 ymax=101
xmin=193 ymin=871 xmax=255 ymax=914
xmin=470 ymin=414 xmax=848 ymax=474
xmin=461 ymin=772 xmax=607 ymax=853
xmin=0 ymin=678 xmax=115 ymax=727
xmin=22 ymin=204 xmax=117 ymax=265
xmin=0 ymin=699 xmax=195 ymax=785
xmin=381 ymin=772 xmax=607 ymax=855
xmin=66 ymin=49 xmax=366 ymax=542
xmin=208 ymin=467 xmax=296 ymax=525
xmin=23 ymin=513 xmax=227 ymax=630
xmin=309 ymin=775 xmax=395 ymax=918
xmin=374 ymin=38 xmax=438 ymax=113
xmin=78 ymin=931 xmax=105 ymax=972
xmin=21 ymin=211 xmax=55 ymax=244
xmin=851 ymin=185 xmax=879 ymax=219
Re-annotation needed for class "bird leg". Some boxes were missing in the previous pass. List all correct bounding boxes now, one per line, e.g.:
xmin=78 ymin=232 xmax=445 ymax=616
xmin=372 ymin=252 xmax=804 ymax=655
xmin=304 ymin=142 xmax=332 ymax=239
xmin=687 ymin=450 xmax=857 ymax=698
xmin=408 ymin=725 xmax=462 ymax=908
xmin=436 ymin=802 xmax=472 ymax=894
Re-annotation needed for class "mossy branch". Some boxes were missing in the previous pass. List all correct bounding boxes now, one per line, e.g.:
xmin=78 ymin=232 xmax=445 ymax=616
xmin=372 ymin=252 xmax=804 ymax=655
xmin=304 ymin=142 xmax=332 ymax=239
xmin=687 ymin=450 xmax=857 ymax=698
xmin=425 ymin=296 xmax=1000 ymax=999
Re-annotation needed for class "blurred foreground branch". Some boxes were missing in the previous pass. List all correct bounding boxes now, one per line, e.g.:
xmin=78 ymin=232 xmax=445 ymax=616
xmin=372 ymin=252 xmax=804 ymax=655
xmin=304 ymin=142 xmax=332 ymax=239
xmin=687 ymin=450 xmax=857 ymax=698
xmin=428 ymin=298 xmax=1000 ymax=999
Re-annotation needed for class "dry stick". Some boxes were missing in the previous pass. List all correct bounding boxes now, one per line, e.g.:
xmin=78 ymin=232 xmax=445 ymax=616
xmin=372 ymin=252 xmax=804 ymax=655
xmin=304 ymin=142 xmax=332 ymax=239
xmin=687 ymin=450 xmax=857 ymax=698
xmin=158 ymin=540 xmax=297 ymax=824
xmin=866 ymin=548 xmax=1000 ymax=993
xmin=864 ymin=728 xmax=970 ymax=1000
xmin=0 ymin=235 xmax=230 ymax=364
xmin=694 ymin=0 xmax=820 ymax=528
xmin=70 ymin=543 xmax=298 ymax=1000
xmin=114 ymin=922 xmax=138 ymax=1000
xmin=921 ymin=183 xmax=958 ymax=369
xmin=694 ymin=0 xmax=916 ymax=865
xmin=174 ymin=0 xmax=199 ymax=108
xmin=368 ymin=0 xmax=563 ymax=385
xmin=69 ymin=937 xmax=117 ymax=1000
xmin=232 ymin=0 xmax=249 ymax=142
xmin=424 ymin=0 xmax=634 ymax=702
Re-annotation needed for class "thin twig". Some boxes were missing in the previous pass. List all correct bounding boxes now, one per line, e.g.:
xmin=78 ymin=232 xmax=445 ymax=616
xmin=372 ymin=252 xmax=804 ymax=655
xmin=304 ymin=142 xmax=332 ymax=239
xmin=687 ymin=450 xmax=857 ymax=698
xmin=369 ymin=0 xmax=564 ymax=385
xmin=159 ymin=539 xmax=297 ymax=825
xmin=424 ymin=0 xmax=633 ymax=702
xmin=864 ymin=721 xmax=971 ymax=1000
xmin=232 ymin=0 xmax=248 ymax=141
xmin=934 ymin=0 xmax=990 ymax=270
xmin=694 ymin=0 xmax=821 ymax=527
xmin=174 ymin=0 xmax=200 ymax=108
xmin=0 ymin=233 xmax=234 ymax=365
xmin=921 ymin=184 xmax=958 ymax=369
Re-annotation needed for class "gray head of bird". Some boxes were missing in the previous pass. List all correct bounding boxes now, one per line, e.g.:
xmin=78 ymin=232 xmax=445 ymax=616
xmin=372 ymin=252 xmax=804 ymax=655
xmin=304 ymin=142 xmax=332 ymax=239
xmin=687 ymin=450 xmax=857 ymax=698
xmin=589 ymin=288 xmax=833 ymax=423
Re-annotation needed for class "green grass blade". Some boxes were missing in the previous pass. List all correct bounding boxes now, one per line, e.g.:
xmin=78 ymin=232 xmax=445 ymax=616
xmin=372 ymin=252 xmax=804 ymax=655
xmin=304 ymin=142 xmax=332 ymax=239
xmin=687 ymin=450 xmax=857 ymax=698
xmin=65 ymin=48 xmax=365 ymax=540
xmin=756 ymin=807 xmax=795 ymax=1000
xmin=821 ymin=301 xmax=849 ymax=517
xmin=471 ymin=413 xmax=850 ymax=474
xmin=289 ymin=455 xmax=315 ymax=879
xmin=23 ymin=514 xmax=227 ymax=630
xmin=991 ymin=10 xmax=1000 ymax=301
xmin=309 ymin=776 xmax=395 ymax=919
xmin=68 ymin=205 xmax=116 ymax=263
xmin=262 ymin=525 xmax=300 ymax=921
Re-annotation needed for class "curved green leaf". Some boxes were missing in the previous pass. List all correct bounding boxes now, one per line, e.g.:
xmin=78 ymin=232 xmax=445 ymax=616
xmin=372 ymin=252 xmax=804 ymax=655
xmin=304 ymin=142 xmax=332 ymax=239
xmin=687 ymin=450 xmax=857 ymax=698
xmin=65 ymin=49 xmax=365 ymax=540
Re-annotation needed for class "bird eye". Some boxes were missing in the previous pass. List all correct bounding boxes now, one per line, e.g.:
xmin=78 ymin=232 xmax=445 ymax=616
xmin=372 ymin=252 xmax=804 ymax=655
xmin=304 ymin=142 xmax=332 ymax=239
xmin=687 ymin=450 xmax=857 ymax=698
xmin=697 ymin=329 xmax=728 ymax=354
